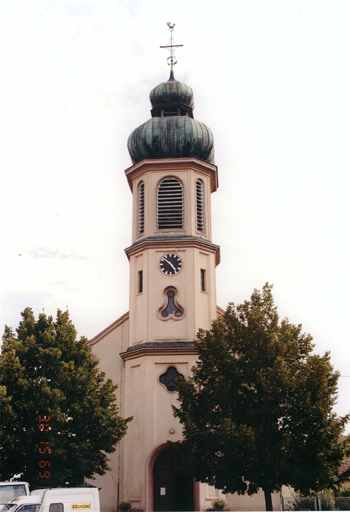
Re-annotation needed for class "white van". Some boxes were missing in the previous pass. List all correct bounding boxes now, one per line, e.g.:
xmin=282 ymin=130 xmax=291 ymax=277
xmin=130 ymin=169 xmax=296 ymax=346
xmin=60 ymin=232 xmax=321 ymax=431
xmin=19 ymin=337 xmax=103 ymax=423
xmin=0 ymin=483 xmax=30 ymax=510
xmin=2 ymin=488 xmax=100 ymax=512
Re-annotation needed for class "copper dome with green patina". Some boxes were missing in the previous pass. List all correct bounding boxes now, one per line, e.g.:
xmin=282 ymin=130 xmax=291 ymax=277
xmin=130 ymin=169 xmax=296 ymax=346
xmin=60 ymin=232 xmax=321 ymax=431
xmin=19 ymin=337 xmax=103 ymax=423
xmin=127 ymin=75 xmax=214 ymax=165
xmin=150 ymin=78 xmax=194 ymax=111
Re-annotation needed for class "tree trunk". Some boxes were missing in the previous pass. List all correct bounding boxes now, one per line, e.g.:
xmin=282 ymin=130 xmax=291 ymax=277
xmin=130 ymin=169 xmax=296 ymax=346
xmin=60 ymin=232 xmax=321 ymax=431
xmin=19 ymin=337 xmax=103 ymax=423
xmin=263 ymin=488 xmax=273 ymax=511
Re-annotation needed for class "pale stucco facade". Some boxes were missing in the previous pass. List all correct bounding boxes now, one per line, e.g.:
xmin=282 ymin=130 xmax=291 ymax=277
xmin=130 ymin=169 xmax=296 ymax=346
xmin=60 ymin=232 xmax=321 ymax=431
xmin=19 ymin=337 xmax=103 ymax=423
xmin=88 ymin=308 xmax=286 ymax=512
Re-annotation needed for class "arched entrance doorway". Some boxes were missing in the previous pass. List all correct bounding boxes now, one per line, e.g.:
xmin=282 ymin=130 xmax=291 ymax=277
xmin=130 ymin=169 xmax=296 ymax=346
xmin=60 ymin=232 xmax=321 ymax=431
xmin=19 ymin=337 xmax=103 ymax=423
xmin=153 ymin=448 xmax=194 ymax=511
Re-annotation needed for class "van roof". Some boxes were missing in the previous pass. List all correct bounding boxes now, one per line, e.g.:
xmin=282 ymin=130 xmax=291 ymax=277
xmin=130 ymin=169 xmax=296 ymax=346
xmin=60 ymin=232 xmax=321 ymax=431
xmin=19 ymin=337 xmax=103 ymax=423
xmin=0 ymin=484 xmax=29 ymax=487
xmin=30 ymin=490 xmax=45 ymax=498
xmin=32 ymin=489 xmax=97 ymax=496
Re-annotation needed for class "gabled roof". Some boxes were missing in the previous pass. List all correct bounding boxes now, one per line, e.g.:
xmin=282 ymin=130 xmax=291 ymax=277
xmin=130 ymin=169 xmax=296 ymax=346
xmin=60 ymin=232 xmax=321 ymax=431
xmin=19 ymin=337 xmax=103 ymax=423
xmin=88 ymin=311 xmax=129 ymax=346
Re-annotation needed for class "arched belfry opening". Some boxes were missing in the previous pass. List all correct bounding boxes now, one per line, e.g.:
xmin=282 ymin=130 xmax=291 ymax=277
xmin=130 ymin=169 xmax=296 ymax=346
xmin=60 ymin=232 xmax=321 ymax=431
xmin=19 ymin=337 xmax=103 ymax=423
xmin=157 ymin=177 xmax=183 ymax=230
xmin=152 ymin=448 xmax=194 ymax=512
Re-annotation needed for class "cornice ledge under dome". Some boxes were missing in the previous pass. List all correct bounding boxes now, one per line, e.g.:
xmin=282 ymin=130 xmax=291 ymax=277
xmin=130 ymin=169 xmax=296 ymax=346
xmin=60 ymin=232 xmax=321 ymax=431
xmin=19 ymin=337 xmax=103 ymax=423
xmin=124 ymin=157 xmax=218 ymax=193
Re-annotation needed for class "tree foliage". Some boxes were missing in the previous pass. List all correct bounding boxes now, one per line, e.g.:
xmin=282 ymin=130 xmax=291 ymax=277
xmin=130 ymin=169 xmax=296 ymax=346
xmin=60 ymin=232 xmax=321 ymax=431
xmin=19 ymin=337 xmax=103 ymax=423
xmin=0 ymin=307 xmax=131 ymax=486
xmin=173 ymin=284 xmax=349 ymax=510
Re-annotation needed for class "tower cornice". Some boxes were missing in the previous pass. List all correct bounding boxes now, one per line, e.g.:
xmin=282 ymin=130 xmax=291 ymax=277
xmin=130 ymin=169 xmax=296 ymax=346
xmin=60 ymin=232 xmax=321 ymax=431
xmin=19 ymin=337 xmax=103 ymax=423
xmin=125 ymin=235 xmax=220 ymax=266
xmin=125 ymin=157 xmax=218 ymax=193
xmin=120 ymin=341 xmax=198 ymax=361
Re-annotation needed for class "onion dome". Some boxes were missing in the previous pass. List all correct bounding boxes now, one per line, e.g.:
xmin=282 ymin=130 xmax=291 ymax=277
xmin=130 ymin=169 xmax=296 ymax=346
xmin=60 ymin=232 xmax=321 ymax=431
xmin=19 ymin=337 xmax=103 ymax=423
xmin=127 ymin=75 xmax=214 ymax=165
xmin=150 ymin=79 xmax=194 ymax=112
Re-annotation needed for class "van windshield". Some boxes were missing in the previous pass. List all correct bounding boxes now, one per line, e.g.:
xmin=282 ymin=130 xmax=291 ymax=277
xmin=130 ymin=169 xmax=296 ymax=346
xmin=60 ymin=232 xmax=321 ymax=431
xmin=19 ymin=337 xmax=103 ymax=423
xmin=16 ymin=506 xmax=40 ymax=512
xmin=2 ymin=505 xmax=40 ymax=512
xmin=0 ymin=486 xmax=27 ymax=505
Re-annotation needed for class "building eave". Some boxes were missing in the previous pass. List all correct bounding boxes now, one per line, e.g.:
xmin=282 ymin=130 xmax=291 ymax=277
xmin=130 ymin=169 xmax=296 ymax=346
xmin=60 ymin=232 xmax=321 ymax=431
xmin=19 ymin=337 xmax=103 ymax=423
xmin=88 ymin=311 xmax=129 ymax=346
xmin=120 ymin=341 xmax=197 ymax=361
xmin=125 ymin=235 xmax=221 ymax=266
xmin=124 ymin=157 xmax=218 ymax=193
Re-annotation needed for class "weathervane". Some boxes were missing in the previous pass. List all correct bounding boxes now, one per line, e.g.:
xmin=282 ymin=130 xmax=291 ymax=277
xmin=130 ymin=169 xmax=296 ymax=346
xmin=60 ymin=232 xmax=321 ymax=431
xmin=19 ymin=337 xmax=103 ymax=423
xmin=160 ymin=22 xmax=183 ymax=79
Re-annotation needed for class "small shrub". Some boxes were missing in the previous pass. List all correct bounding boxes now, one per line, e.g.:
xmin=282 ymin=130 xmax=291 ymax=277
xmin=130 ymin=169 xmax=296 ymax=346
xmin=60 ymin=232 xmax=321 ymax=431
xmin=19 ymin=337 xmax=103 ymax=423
xmin=118 ymin=500 xmax=132 ymax=512
xmin=206 ymin=498 xmax=228 ymax=511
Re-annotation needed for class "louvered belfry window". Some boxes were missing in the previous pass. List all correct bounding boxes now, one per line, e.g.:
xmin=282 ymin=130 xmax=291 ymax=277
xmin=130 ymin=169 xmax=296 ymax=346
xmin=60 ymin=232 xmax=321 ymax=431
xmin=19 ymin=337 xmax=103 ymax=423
xmin=157 ymin=177 xmax=183 ymax=230
xmin=138 ymin=181 xmax=145 ymax=235
xmin=196 ymin=179 xmax=204 ymax=232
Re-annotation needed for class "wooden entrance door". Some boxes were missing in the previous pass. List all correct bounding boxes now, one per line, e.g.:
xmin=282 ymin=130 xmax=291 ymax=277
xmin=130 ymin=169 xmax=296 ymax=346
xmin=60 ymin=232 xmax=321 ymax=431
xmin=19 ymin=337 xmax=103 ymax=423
xmin=153 ymin=449 xmax=193 ymax=511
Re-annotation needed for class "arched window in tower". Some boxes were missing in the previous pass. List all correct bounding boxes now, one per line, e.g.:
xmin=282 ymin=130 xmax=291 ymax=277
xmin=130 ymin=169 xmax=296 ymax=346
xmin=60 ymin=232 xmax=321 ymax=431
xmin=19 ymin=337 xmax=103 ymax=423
xmin=196 ymin=179 xmax=205 ymax=232
xmin=138 ymin=180 xmax=145 ymax=235
xmin=157 ymin=177 xmax=183 ymax=230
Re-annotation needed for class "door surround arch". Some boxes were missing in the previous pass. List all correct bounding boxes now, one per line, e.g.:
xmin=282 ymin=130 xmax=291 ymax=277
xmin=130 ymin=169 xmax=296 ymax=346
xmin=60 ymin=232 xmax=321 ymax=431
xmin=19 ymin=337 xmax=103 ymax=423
xmin=146 ymin=443 xmax=167 ymax=512
xmin=146 ymin=443 xmax=198 ymax=512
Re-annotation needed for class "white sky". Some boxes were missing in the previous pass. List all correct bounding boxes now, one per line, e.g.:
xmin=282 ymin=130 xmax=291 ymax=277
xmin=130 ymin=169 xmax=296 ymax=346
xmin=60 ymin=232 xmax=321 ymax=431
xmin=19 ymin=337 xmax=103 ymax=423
xmin=0 ymin=0 xmax=349 ymax=431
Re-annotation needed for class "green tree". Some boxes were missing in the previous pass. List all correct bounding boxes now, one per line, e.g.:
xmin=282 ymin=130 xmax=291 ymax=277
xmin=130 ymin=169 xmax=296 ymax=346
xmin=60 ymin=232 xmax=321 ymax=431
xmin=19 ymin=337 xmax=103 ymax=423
xmin=0 ymin=307 xmax=131 ymax=486
xmin=173 ymin=284 xmax=349 ymax=511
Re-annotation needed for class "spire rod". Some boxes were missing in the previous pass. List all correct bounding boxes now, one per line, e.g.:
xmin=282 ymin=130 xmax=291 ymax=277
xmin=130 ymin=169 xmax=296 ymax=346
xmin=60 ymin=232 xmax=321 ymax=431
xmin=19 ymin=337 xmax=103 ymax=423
xmin=160 ymin=22 xmax=183 ymax=80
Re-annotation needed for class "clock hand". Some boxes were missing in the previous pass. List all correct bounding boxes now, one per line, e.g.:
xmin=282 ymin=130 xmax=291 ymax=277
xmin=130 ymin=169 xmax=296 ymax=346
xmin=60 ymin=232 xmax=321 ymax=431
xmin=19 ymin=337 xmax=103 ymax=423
xmin=162 ymin=257 xmax=176 ymax=271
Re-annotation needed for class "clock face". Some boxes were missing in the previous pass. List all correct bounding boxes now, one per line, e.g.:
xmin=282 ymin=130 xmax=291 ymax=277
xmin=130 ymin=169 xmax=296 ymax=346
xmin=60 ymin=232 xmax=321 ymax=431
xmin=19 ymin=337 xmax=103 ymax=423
xmin=159 ymin=253 xmax=182 ymax=275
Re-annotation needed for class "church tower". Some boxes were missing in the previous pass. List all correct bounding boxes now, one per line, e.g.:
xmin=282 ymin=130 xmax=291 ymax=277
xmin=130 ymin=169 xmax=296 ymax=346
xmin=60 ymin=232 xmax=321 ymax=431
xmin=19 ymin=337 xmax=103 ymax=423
xmin=89 ymin=27 xmax=222 ymax=512
xmin=125 ymin=71 xmax=220 ymax=350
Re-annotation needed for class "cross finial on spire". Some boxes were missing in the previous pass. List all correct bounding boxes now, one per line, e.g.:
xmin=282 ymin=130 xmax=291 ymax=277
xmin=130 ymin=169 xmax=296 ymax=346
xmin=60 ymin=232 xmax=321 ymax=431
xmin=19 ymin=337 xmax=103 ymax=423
xmin=160 ymin=22 xmax=183 ymax=80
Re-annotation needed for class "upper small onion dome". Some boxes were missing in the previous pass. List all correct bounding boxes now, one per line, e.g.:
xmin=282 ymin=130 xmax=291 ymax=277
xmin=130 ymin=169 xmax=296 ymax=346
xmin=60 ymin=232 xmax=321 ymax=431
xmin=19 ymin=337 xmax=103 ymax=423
xmin=150 ymin=79 xmax=194 ymax=113
xmin=127 ymin=75 xmax=214 ymax=165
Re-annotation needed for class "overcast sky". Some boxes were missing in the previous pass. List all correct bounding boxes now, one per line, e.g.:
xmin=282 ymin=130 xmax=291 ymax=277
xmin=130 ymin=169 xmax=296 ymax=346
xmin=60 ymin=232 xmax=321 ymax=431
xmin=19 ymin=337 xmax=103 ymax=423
xmin=0 ymin=0 xmax=349 ymax=431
